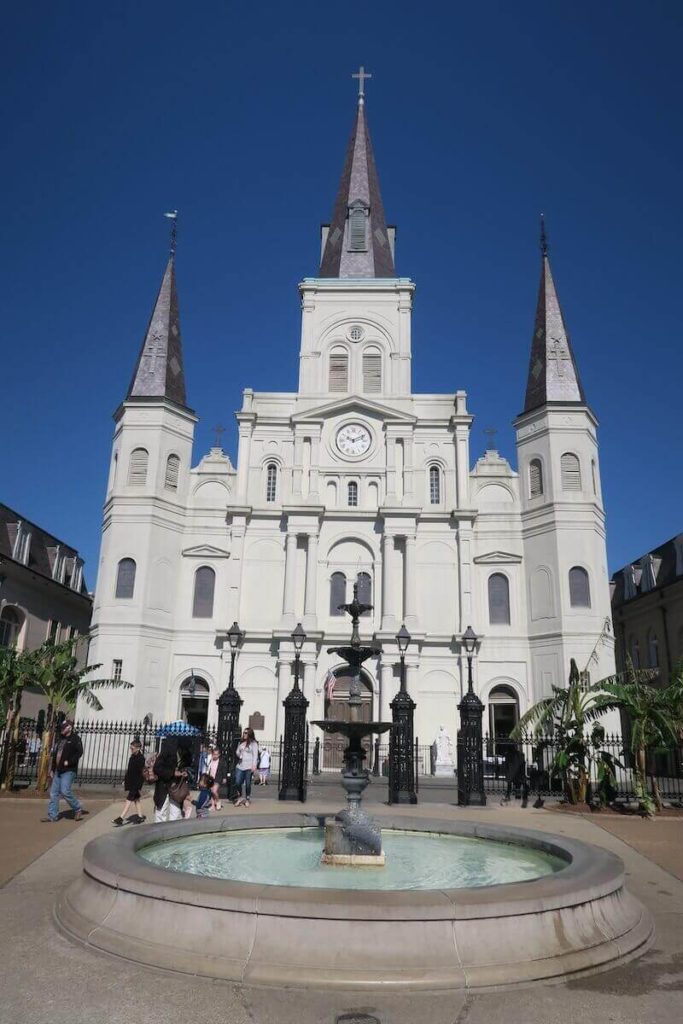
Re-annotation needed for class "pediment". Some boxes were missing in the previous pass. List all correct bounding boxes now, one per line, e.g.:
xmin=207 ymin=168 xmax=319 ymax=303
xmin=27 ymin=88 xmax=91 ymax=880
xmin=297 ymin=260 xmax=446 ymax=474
xmin=291 ymin=395 xmax=416 ymax=425
xmin=473 ymin=551 xmax=522 ymax=565
xmin=181 ymin=545 xmax=230 ymax=559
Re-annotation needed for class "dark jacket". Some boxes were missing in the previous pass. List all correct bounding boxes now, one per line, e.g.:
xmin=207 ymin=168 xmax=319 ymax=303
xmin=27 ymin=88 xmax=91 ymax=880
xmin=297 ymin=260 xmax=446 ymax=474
xmin=124 ymin=750 xmax=145 ymax=793
xmin=51 ymin=732 xmax=83 ymax=775
xmin=153 ymin=737 xmax=179 ymax=810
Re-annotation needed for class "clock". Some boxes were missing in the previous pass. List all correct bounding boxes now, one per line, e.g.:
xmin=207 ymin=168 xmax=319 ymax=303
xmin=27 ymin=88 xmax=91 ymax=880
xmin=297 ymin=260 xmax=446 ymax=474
xmin=336 ymin=423 xmax=371 ymax=457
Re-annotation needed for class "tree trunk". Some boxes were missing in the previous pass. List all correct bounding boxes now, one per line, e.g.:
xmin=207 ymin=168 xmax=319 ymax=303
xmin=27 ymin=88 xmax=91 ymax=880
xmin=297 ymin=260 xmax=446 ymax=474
xmin=36 ymin=703 xmax=54 ymax=793
xmin=0 ymin=691 xmax=22 ymax=791
xmin=650 ymin=772 xmax=664 ymax=813
xmin=635 ymin=747 xmax=655 ymax=818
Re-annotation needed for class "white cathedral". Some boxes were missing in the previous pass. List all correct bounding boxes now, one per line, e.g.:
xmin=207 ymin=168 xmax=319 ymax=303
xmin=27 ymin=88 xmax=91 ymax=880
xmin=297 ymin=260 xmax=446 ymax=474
xmin=85 ymin=87 xmax=615 ymax=759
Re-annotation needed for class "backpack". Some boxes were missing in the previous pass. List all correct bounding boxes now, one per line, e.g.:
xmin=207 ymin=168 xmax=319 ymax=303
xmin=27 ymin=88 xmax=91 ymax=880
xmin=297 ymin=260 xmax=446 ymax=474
xmin=143 ymin=752 xmax=159 ymax=784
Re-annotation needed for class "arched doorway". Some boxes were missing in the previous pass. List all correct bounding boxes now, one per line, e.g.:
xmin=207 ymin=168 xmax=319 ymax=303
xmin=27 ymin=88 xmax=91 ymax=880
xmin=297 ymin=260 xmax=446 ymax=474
xmin=322 ymin=668 xmax=374 ymax=770
xmin=0 ymin=606 xmax=23 ymax=649
xmin=179 ymin=676 xmax=210 ymax=731
xmin=488 ymin=684 xmax=520 ymax=753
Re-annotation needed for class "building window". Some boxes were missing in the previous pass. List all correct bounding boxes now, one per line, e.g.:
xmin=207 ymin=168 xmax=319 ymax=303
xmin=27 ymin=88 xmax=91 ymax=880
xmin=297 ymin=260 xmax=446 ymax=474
xmin=569 ymin=566 xmax=591 ymax=608
xmin=0 ymin=607 xmax=22 ymax=648
xmin=429 ymin=465 xmax=441 ymax=504
xmin=629 ymin=635 xmax=640 ymax=668
xmin=12 ymin=522 xmax=31 ymax=565
xmin=347 ymin=481 xmax=358 ymax=507
xmin=356 ymin=571 xmax=372 ymax=615
xmin=47 ymin=620 xmax=60 ymax=643
xmin=192 ymin=566 xmax=216 ymax=619
xmin=329 ymin=350 xmax=349 ymax=392
xmin=112 ymin=659 xmax=123 ymax=682
xmin=165 ymin=454 xmax=180 ymax=491
xmin=66 ymin=626 xmax=78 ymax=642
xmin=128 ymin=447 xmax=149 ymax=486
xmin=488 ymin=573 xmax=511 ymax=625
xmin=561 ymin=452 xmax=581 ymax=491
xmin=115 ymin=558 xmax=136 ymax=599
xmin=330 ymin=572 xmax=346 ymax=615
xmin=529 ymin=459 xmax=543 ymax=498
xmin=265 ymin=463 xmax=278 ymax=503
xmin=348 ymin=324 xmax=364 ymax=342
xmin=362 ymin=349 xmax=382 ymax=393
xmin=348 ymin=202 xmax=367 ymax=251
xmin=647 ymin=629 xmax=659 ymax=669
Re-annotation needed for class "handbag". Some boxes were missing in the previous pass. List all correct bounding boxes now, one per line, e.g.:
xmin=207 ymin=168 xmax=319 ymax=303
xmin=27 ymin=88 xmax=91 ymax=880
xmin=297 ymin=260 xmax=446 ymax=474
xmin=168 ymin=778 xmax=190 ymax=805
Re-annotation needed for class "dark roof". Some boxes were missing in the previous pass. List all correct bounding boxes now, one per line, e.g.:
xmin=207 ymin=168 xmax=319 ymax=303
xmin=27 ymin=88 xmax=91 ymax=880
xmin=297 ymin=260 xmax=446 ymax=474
xmin=127 ymin=255 xmax=188 ymax=407
xmin=522 ymin=243 xmax=586 ymax=414
xmin=0 ymin=502 xmax=90 ymax=596
xmin=611 ymin=533 xmax=683 ymax=608
xmin=319 ymin=100 xmax=395 ymax=278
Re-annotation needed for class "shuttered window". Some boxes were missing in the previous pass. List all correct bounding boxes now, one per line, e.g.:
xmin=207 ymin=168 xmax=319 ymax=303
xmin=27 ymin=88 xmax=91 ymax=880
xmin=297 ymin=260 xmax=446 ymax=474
xmin=330 ymin=572 xmax=346 ymax=615
xmin=429 ymin=465 xmax=441 ymax=504
xmin=165 ymin=454 xmax=180 ymax=491
xmin=329 ymin=352 xmax=349 ymax=392
xmin=488 ymin=573 xmax=511 ymax=625
xmin=561 ymin=453 xmax=581 ymax=491
xmin=192 ymin=566 xmax=216 ymax=618
xmin=347 ymin=481 xmax=358 ymax=507
xmin=115 ymin=558 xmax=136 ymax=599
xmin=362 ymin=351 xmax=382 ymax=393
xmin=529 ymin=459 xmax=543 ymax=497
xmin=266 ymin=463 xmax=277 ymax=503
xmin=568 ymin=567 xmax=591 ymax=608
xmin=357 ymin=571 xmax=372 ymax=615
xmin=128 ymin=448 xmax=148 ymax=486
xmin=349 ymin=206 xmax=366 ymax=251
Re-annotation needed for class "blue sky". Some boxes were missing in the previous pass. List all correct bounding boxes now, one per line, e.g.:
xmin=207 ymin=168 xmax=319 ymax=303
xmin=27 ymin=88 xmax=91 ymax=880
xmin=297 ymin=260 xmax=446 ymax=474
xmin=2 ymin=2 xmax=681 ymax=585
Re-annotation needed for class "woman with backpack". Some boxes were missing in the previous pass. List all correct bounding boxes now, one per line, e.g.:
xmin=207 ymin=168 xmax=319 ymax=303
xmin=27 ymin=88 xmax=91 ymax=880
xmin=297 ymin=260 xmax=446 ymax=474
xmin=152 ymin=736 xmax=189 ymax=822
xmin=234 ymin=728 xmax=259 ymax=807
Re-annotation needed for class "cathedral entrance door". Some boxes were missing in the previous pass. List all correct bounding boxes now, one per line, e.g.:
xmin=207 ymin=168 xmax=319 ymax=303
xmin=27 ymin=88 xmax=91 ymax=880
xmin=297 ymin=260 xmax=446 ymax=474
xmin=179 ymin=677 xmax=210 ymax=732
xmin=322 ymin=671 xmax=373 ymax=771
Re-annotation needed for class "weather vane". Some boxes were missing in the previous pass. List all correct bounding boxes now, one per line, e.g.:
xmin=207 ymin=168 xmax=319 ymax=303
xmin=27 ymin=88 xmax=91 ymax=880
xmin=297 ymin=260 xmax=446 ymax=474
xmin=352 ymin=65 xmax=372 ymax=104
xmin=212 ymin=424 xmax=226 ymax=449
xmin=164 ymin=210 xmax=178 ymax=257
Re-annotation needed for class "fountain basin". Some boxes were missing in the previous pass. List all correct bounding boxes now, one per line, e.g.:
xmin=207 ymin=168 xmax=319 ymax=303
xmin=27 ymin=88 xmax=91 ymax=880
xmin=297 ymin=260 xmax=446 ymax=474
xmin=57 ymin=812 xmax=653 ymax=991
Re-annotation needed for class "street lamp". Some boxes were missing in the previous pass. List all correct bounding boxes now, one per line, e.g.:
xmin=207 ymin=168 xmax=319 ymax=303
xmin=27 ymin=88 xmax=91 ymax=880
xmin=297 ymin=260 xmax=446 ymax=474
xmin=226 ymin=621 xmax=244 ymax=689
xmin=279 ymin=623 xmax=309 ymax=801
xmin=389 ymin=623 xmax=417 ymax=805
xmin=462 ymin=625 xmax=478 ymax=692
xmin=291 ymin=622 xmax=306 ymax=691
xmin=457 ymin=625 xmax=486 ymax=806
xmin=397 ymin=623 xmax=411 ymax=687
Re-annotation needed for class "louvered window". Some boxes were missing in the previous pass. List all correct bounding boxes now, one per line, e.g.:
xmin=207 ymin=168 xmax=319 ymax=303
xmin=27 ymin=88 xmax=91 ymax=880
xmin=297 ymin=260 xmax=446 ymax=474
xmin=128 ymin=448 xmax=148 ymax=486
xmin=488 ymin=573 xmax=511 ymax=625
xmin=165 ymin=454 xmax=180 ymax=491
xmin=329 ymin=352 xmax=349 ymax=392
xmin=569 ymin=566 xmax=591 ymax=608
xmin=266 ymin=463 xmax=277 ymax=503
xmin=429 ymin=465 xmax=441 ymax=504
xmin=330 ymin=572 xmax=346 ymax=615
xmin=529 ymin=459 xmax=543 ymax=498
xmin=347 ymin=481 xmax=358 ymax=507
xmin=192 ymin=566 xmax=216 ymax=618
xmin=647 ymin=630 xmax=659 ymax=669
xmin=115 ymin=558 xmax=136 ymax=599
xmin=349 ymin=206 xmax=366 ymax=251
xmin=561 ymin=453 xmax=581 ymax=491
xmin=357 ymin=571 xmax=372 ymax=615
xmin=362 ymin=351 xmax=381 ymax=393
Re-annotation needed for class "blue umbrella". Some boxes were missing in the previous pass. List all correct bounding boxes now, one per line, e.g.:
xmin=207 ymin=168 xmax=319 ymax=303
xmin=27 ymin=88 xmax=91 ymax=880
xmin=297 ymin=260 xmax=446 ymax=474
xmin=155 ymin=720 xmax=202 ymax=737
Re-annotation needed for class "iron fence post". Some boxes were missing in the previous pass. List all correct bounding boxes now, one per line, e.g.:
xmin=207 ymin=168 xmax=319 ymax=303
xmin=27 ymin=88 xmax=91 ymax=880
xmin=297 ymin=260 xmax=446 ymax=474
xmin=457 ymin=648 xmax=486 ymax=806
xmin=279 ymin=648 xmax=309 ymax=802
xmin=216 ymin=650 xmax=243 ymax=801
xmin=388 ymin=650 xmax=417 ymax=805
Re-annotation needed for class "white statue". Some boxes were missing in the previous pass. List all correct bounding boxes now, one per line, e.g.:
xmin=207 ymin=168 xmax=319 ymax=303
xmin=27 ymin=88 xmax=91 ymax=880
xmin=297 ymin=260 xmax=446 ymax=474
xmin=435 ymin=724 xmax=454 ymax=770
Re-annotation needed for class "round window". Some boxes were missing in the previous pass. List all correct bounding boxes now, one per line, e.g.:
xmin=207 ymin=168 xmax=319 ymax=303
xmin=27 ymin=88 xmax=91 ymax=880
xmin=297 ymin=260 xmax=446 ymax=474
xmin=347 ymin=324 xmax=365 ymax=342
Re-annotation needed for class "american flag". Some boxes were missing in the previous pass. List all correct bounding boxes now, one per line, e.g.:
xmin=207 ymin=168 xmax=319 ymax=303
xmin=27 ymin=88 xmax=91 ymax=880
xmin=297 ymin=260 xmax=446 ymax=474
xmin=323 ymin=669 xmax=336 ymax=701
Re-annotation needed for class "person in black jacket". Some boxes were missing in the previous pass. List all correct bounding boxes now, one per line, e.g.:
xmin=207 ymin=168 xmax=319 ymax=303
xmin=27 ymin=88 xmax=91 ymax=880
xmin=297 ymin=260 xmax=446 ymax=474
xmin=42 ymin=718 xmax=84 ymax=823
xmin=153 ymin=736 xmax=187 ymax=822
xmin=112 ymin=740 xmax=147 ymax=826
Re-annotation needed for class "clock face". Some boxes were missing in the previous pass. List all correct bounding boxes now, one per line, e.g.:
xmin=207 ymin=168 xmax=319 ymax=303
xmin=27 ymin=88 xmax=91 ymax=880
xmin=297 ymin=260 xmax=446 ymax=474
xmin=336 ymin=423 xmax=371 ymax=457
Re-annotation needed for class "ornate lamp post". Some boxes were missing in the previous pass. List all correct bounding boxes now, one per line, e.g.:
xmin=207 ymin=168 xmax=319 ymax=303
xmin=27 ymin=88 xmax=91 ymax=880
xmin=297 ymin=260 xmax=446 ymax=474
xmin=216 ymin=621 xmax=244 ymax=797
xmin=279 ymin=623 xmax=310 ymax=802
xmin=388 ymin=623 xmax=418 ymax=805
xmin=457 ymin=626 xmax=486 ymax=806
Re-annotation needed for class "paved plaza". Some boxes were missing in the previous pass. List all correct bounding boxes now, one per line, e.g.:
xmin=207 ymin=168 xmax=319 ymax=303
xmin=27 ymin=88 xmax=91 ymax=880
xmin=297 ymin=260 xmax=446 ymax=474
xmin=1 ymin=790 xmax=682 ymax=1024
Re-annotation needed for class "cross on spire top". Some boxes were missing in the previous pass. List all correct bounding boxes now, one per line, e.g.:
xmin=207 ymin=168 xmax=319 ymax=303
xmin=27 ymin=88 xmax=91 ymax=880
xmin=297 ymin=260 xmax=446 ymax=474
xmin=352 ymin=65 xmax=372 ymax=105
xmin=164 ymin=210 xmax=178 ymax=258
xmin=484 ymin=427 xmax=498 ymax=452
xmin=212 ymin=424 xmax=226 ymax=448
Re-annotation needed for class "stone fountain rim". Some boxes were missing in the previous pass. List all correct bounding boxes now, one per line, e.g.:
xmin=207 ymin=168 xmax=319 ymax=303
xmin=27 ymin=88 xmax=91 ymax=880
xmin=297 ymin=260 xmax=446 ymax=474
xmin=79 ymin=812 xmax=626 ymax=922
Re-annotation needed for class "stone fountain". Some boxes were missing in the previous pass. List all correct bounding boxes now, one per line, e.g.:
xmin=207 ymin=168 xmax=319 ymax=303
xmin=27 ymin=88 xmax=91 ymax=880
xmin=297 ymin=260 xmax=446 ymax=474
xmin=312 ymin=584 xmax=392 ymax=865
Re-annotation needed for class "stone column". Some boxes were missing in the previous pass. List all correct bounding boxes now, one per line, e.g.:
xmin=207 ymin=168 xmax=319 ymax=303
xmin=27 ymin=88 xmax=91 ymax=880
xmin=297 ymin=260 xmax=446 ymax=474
xmin=282 ymin=532 xmax=298 ymax=624
xmin=381 ymin=532 xmax=398 ymax=630
xmin=404 ymin=533 xmax=418 ymax=629
xmin=235 ymin=423 xmax=253 ymax=503
xmin=302 ymin=658 xmax=316 ymax=701
xmin=380 ymin=661 xmax=395 ymax=722
xmin=304 ymin=533 xmax=318 ymax=625
xmin=385 ymin=435 xmax=397 ymax=502
xmin=292 ymin=433 xmax=304 ymax=497
xmin=274 ymin=656 xmax=292 ymax=740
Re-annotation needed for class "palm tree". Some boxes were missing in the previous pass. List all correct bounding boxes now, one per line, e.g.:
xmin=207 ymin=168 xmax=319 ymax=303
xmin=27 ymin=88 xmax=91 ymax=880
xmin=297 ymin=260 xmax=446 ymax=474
xmin=589 ymin=660 xmax=683 ymax=816
xmin=32 ymin=635 xmax=132 ymax=791
xmin=0 ymin=646 xmax=39 ymax=790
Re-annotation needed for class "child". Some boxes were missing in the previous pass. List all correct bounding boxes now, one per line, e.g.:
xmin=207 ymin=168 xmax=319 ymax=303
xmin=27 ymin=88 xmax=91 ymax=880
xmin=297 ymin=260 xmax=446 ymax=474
xmin=257 ymin=746 xmax=271 ymax=785
xmin=192 ymin=774 xmax=214 ymax=819
xmin=113 ymin=740 xmax=147 ymax=826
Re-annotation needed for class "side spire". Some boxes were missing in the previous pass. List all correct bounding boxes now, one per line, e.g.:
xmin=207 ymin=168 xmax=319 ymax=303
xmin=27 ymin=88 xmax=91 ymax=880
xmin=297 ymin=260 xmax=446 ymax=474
xmin=319 ymin=69 xmax=395 ymax=278
xmin=127 ymin=214 xmax=187 ymax=408
xmin=522 ymin=218 xmax=586 ymax=413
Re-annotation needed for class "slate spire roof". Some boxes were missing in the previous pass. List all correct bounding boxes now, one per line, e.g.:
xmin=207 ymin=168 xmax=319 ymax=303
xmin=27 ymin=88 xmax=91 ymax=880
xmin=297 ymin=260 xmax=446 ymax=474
xmin=319 ymin=96 xmax=395 ymax=278
xmin=127 ymin=250 xmax=187 ymax=407
xmin=523 ymin=219 xmax=586 ymax=414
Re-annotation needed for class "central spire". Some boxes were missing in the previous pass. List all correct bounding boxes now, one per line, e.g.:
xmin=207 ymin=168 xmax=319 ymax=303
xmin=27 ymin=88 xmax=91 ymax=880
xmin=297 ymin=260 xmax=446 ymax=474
xmin=319 ymin=71 xmax=395 ymax=279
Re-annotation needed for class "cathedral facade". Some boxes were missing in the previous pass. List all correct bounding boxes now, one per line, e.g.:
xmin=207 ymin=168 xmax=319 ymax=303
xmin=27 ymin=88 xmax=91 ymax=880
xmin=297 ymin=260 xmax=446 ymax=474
xmin=84 ymin=93 xmax=615 ymax=755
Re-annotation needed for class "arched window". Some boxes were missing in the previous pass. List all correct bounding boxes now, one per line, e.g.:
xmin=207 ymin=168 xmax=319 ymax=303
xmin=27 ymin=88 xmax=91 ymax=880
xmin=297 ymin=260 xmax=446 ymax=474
xmin=348 ymin=201 xmax=367 ymax=251
xmin=569 ymin=566 xmax=591 ymax=608
xmin=192 ymin=566 xmax=216 ymax=618
xmin=265 ymin=463 xmax=277 ymax=503
xmin=529 ymin=459 xmax=543 ymax=498
xmin=347 ymin=481 xmax=358 ymax=507
xmin=488 ymin=684 xmax=520 ymax=747
xmin=488 ymin=573 xmax=511 ymax=625
xmin=115 ymin=558 xmax=136 ymax=599
xmin=362 ymin=348 xmax=382 ymax=393
xmin=0 ymin=607 xmax=22 ymax=648
xmin=429 ymin=465 xmax=441 ymax=504
xmin=330 ymin=572 xmax=346 ymax=616
xmin=629 ymin=635 xmax=640 ymax=669
xmin=647 ymin=629 xmax=659 ymax=669
xmin=357 ymin=571 xmax=372 ymax=615
xmin=561 ymin=453 xmax=581 ymax=491
xmin=165 ymin=454 xmax=180 ymax=491
xmin=127 ymin=447 xmax=148 ymax=486
xmin=329 ymin=350 xmax=349 ymax=392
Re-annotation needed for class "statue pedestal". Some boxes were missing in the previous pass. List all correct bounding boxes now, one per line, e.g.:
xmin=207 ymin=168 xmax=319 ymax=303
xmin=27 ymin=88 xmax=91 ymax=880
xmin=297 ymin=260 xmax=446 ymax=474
xmin=435 ymin=761 xmax=455 ymax=777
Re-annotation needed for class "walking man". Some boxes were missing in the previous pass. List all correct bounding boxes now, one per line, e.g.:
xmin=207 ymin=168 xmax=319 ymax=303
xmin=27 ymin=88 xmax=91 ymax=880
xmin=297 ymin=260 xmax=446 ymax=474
xmin=42 ymin=719 xmax=84 ymax=822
